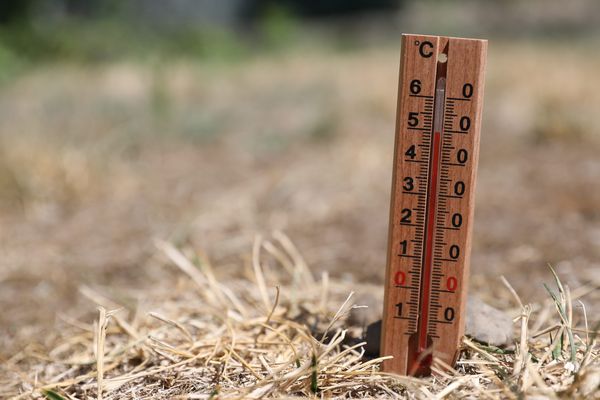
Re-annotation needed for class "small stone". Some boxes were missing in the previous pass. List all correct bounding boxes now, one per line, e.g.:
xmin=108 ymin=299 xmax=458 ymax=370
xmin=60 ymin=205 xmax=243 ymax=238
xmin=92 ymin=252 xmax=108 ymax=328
xmin=354 ymin=292 xmax=514 ymax=357
xmin=465 ymin=295 xmax=514 ymax=347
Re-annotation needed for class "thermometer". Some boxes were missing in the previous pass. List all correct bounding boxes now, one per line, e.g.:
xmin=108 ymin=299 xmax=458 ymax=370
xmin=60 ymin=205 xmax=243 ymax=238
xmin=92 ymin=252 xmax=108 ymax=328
xmin=381 ymin=34 xmax=487 ymax=376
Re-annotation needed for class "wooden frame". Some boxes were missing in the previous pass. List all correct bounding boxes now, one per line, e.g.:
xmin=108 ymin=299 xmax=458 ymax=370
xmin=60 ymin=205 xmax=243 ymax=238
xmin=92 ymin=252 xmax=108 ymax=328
xmin=381 ymin=34 xmax=487 ymax=376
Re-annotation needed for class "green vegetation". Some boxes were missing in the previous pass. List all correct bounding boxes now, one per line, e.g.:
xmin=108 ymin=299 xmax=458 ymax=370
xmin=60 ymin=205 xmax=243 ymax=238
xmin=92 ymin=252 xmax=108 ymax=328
xmin=0 ymin=8 xmax=309 ymax=85
xmin=0 ymin=40 xmax=22 ymax=84
xmin=42 ymin=389 xmax=67 ymax=400
xmin=0 ymin=20 xmax=247 ymax=64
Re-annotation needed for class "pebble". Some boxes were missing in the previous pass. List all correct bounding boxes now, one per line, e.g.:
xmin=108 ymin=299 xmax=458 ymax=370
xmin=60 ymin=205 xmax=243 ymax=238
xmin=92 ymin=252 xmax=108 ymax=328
xmin=465 ymin=295 xmax=514 ymax=347
xmin=349 ymin=289 xmax=514 ymax=357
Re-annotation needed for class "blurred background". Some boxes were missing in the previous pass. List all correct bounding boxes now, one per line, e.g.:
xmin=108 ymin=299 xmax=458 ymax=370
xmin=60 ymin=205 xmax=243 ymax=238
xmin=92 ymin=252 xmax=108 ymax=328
xmin=1 ymin=0 xmax=599 ymax=358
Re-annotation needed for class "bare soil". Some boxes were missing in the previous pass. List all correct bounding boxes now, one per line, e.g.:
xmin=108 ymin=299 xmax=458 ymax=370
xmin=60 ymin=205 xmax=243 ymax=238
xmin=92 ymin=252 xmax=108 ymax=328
xmin=0 ymin=41 xmax=599 ymax=397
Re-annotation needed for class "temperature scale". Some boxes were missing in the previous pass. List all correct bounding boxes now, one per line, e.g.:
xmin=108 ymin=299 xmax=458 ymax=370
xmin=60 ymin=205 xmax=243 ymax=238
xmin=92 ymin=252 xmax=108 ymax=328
xmin=381 ymin=34 xmax=487 ymax=376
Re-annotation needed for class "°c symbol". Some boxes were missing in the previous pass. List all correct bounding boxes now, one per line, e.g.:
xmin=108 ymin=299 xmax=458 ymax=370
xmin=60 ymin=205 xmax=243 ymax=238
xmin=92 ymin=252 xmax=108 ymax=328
xmin=419 ymin=41 xmax=434 ymax=58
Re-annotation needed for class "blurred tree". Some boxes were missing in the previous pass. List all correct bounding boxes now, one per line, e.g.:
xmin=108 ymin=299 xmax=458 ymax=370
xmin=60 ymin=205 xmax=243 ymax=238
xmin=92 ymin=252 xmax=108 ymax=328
xmin=245 ymin=0 xmax=403 ymax=21
xmin=1 ymin=0 xmax=404 ymax=26
xmin=61 ymin=0 xmax=124 ymax=18
xmin=0 ymin=0 xmax=36 ymax=23
xmin=259 ymin=0 xmax=403 ymax=17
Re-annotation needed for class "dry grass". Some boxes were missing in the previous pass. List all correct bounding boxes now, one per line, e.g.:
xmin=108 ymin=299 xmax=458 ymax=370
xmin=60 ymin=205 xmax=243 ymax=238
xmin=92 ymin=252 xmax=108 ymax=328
xmin=2 ymin=43 xmax=600 ymax=352
xmin=1 ymin=233 xmax=598 ymax=399
xmin=1 ymin=35 xmax=600 ymax=399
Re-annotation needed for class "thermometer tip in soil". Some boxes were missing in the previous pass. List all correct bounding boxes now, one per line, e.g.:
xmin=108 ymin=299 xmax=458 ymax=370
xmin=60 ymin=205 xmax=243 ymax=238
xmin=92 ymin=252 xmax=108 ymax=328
xmin=381 ymin=34 xmax=487 ymax=376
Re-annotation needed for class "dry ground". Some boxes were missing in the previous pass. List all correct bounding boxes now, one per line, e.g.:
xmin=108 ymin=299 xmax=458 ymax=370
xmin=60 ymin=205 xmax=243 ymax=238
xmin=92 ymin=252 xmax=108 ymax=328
xmin=0 ymin=39 xmax=599 ymax=397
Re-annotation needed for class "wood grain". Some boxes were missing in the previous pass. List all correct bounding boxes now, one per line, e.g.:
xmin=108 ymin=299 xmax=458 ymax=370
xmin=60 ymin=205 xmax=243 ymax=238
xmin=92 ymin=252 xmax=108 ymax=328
xmin=381 ymin=34 xmax=487 ymax=376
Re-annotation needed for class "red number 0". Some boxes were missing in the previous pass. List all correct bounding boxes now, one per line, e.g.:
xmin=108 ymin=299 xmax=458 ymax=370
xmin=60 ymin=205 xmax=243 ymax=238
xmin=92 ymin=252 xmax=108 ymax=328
xmin=447 ymin=276 xmax=458 ymax=291
xmin=394 ymin=271 xmax=406 ymax=286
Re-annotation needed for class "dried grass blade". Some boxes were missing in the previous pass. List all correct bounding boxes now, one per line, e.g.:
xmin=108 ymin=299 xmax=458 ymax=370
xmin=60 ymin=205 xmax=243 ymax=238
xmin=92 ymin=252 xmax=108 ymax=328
xmin=252 ymin=235 xmax=272 ymax=313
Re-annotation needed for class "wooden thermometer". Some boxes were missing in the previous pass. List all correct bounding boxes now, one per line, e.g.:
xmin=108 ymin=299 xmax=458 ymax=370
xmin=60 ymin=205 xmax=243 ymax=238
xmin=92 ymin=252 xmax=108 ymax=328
xmin=381 ymin=34 xmax=487 ymax=376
